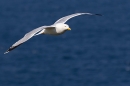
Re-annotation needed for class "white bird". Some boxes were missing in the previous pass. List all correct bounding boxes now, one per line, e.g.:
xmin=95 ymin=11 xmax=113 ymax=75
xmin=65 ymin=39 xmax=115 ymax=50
xmin=4 ymin=13 xmax=101 ymax=54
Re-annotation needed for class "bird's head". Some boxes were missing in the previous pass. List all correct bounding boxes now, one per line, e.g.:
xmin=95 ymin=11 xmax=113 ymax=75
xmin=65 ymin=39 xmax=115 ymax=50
xmin=55 ymin=23 xmax=71 ymax=31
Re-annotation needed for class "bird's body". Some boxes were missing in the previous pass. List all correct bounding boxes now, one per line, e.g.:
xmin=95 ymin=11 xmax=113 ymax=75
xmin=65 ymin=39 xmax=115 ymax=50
xmin=4 ymin=12 xmax=101 ymax=54
xmin=43 ymin=23 xmax=70 ymax=35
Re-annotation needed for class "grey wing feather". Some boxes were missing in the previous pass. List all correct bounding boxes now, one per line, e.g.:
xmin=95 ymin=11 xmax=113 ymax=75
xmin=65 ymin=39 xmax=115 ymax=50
xmin=4 ymin=26 xmax=54 ymax=54
xmin=12 ymin=26 xmax=49 ymax=47
xmin=54 ymin=13 xmax=102 ymax=24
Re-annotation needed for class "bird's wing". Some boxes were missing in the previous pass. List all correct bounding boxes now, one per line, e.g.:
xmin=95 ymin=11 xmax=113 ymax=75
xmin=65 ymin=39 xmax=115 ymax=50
xmin=4 ymin=26 xmax=55 ymax=54
xmin=54 ymin=13 xmax=102 ymax=24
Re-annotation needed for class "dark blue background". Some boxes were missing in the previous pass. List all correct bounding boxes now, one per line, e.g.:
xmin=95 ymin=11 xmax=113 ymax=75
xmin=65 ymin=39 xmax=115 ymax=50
xmin=1 ymin=0 xmax=130 ymax=86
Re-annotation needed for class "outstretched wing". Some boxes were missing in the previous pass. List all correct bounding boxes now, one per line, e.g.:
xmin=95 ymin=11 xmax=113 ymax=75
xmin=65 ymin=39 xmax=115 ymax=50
xmin=4 ymin=26 xmax=55 ymax=54
xmin=54 ymin=13 xmax=102 ymax=24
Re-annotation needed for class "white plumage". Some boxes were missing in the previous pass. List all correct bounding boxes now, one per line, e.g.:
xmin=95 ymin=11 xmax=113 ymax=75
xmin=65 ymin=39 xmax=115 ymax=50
xmin=4 ymin=12 xmax=101 ymax=54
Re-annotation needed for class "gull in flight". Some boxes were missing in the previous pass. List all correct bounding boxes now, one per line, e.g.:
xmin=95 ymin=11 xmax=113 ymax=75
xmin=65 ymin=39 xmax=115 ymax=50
xmin=4 ymin=13 xmax=101 ymax=54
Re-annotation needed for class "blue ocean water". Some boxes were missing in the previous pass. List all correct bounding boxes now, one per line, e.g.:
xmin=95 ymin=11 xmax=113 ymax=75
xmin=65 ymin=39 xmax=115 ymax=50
xmin=1 ymin=0 xmax=130 ymax=86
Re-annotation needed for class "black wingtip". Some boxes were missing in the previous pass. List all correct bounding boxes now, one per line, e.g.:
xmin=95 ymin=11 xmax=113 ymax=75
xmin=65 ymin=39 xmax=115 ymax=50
xmin=4 ymin=44 xmax=21 ymax=54
xmin=4 ymin=51 xmax=9 ymax=54
xmin=95 ymin=14 xmax=102 ymax=16
xmin=4 ymin=47 xmax=14 ymax=54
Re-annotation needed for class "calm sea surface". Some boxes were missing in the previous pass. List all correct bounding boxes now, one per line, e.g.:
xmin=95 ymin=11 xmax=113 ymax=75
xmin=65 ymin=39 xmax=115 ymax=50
xmin=1 ymin=0 xmax=130 ymax=86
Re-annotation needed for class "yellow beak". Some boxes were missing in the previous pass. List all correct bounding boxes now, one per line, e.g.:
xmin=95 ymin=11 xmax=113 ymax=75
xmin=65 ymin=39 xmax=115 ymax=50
xmin=67 ymin=28 xmax=71 ymax=30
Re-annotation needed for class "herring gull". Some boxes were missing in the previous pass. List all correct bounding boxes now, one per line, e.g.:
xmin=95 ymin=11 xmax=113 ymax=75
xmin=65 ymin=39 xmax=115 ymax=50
xmin=4 ymin=13 xmax=101 ymax=54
